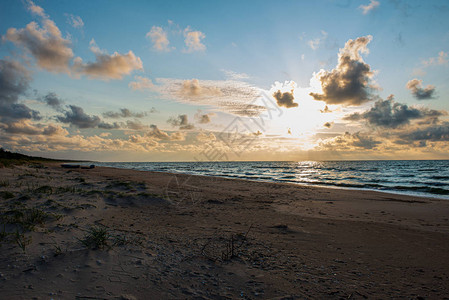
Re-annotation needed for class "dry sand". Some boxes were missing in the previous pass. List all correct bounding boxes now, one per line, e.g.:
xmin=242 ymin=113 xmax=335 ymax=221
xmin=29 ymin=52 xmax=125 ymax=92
xmin=1 ymin=163 xmax=449 ymax=299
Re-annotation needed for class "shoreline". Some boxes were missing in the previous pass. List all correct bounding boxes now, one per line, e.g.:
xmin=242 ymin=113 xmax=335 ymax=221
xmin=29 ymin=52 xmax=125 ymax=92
xmin=1 ymin=162 xmax=449 ymax=298
xmin=77 ymin=162 xmax=449 ymax=201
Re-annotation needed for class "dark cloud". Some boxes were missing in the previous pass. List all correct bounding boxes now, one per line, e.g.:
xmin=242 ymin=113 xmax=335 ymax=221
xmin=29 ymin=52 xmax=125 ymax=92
xmin=42 ymin=92 xmax=63 ymax=110
xmin=273 ymin=90 xmax=298 ymax=108
xmin=98 ymin=122 xmax=121 ymax=129
xmin=310 ymin=36 xmax=375 ymax=106
xmin=324 ymin=122 xmax=333 ymax=128
xmin=398 ymin=122 xmax=449 ymax=142
xmin=0 ymin=60 xmax=30 ymax=104
xmin=321 ymin=131 xmax=381 ymax=150
xmin=167 ymin=114 xmax=194 ymax=130
xmin=103 ymin=108 xmax=146 ymax=118
xmin=320 ymin=105 xmax=332 ymax=113
xmin=406 ymin=79 xmax=436 ymax=100
xmin=350 ymin=132 xmax=380 ymax=149
xmin=0 ymin=59 xmax=40 ymax=123
xmin=56 ymin=105 xmax=107 ymax=129
xmin=0 ymin=103 xmax=40 ymax=121
xmin=344 ymin=97 xmax=445 ymax=128
xmin=57 ymin=105 xmax=152 ymax=130
xmin=194 ymin=111 xmax=214 ymax=124
xmin=197 ymin=114 xmax=211 ymax=124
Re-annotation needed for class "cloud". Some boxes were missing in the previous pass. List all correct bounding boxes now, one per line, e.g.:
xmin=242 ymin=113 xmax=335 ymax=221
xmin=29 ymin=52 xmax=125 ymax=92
xmin=129 ymin=76 xmax=156 ymax=91
xmin=179 ymin=79 xmax=221 ymax=97
xmin=273 ymin=89 xmax=298 ymax=108
xmin=197 ymin=114 xmax=210 ymax=124
xmin=0 ymin=60 xmax=30 ymax=105
xmin=56 ymin=105 xmax=101 ymax=128
xmin=128 ymin=134 xmax=158 ymax=147
xmin=320 ymin=105 xmax=332 ymax=113
xmin=123 ymin=120 xmax=147 ymax=130
xmin=196 ymin=131 xmax=216 ymax=142
xmin=5 ymin=2 xmax=142 ymax=80
xmin=324 ymin=122 xmax=333 ymax=128
xmin=222 ymin=70 xmax=250 ymax=80
xmin=398 ymin=122 xmax=449 ymax=142
xmin=414 ymin=51 xmax=449 ymax=75
xmin=307 ymin=31 xmax=328 ymax=50
xmin=146 ymin=124 xmax=185 ymax=141
xmin=194 ymin=111 xmax=214 ymax=124
xmin=0 ymin=120 xmax=67 ymax=136
xmin=344 ymin=97 xmax=445 ymax=128
xmin=406 ymin=79 xmax=436 ymax=100
xmin=65 ymin=14 xmax=84 ymax=29
xmin=146 ymin=26 xmax=172 ymax=52
xmin=41 ymin=92 xmax=63 ymax=110
xmin=319 ymin=131 xmax=381 ymax=150
xmin=183 ymin=27 xmax=206 ymax=52
xmin=56 ymin=105 xmax=119 ymax=129
xmin=167 ymin=114 xmax=194 ymax=130
xmin=310 ymin=35 xmax=376 ymax=106
xmin=42 ymin=124 xmax=69 ymax=136
xmin=5 ymin=18 xmax=73 ymax=73
xmin=72 ymin=39 xmax=143 ymax=80
xmin=155 ymin=78 xmax=263 ymax=116
xmin=103 ymin=108 xmax=146 ymax=118
xmin=359 ymin=0 xmax=380 ymax=14
xmin=0 ymin=103 xmax=40 ymax=122
xmin=26 ymin=0 xmax=47 ymax=18
xmin=422 ymin=51 xmax=448 ymax=67
xmin=0 ymin=59 xmax=41 ymax=123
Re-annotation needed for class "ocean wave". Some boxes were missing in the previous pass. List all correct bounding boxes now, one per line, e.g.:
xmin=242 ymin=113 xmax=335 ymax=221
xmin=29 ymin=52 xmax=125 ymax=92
xmin=90 ymin=160 xmax=449 ymax=199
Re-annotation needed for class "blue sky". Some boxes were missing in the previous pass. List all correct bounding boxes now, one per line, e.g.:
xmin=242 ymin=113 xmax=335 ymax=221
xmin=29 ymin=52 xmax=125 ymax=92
xmin=0 ymin=0 xmax=448 ymax=161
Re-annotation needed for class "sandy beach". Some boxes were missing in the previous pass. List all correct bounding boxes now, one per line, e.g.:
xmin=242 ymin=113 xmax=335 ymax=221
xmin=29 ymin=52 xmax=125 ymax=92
xmin=1 ymin=163 xmax=449 ymax=299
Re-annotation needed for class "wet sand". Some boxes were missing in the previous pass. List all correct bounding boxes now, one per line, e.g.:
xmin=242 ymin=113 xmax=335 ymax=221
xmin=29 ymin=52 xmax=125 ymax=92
xmin=1 ymin=163 xmax=449 ymax=299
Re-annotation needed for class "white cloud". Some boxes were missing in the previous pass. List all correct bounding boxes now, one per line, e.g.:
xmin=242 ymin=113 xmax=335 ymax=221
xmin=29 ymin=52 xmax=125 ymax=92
xmin=129 ymin=76 xmax=156 ymax=90
xmin=146 ymin=26 xmax=172 ymax=52
xmin=307 ymin=31 xmax=328 ymax=50
xmin=183 ymin=27 xmax=206 ymax=52
xmin=72 ymin=39 xmax=143 ymax=80
xmin=422 ymin=51 xmax=448 ymax=67
xmin=155 ymin=78 xmax=264 ymax=116
xmin=222 ymin=69 xmax=250 ymax=80
xmin=65 ymin=14 xmax=84 ymax=29
xmin=359 ymin=0 xmax=380 ymax=15
xmin=26 ymin=0 xmax=47 ymax=18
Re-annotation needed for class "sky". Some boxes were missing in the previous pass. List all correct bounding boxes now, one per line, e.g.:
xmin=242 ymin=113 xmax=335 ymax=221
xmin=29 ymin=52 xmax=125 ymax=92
xmin=0 ymin=0 xmax=448 ymax=162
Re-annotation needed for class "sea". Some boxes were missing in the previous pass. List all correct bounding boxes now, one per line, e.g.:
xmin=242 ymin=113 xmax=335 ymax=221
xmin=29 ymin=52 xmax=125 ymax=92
xmin=85 ymin=160 xmax=449 ymax=199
